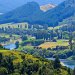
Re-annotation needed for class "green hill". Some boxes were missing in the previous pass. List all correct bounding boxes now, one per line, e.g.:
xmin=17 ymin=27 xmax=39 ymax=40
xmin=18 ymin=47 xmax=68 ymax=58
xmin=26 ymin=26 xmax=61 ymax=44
xmin=0 ymin=49 xmax=71 ymax=75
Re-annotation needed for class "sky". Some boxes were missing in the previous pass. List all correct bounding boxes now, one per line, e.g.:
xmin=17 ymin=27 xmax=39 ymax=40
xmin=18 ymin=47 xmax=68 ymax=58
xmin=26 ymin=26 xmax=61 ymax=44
xmin=0 ymin=0 xmax=65 ymax=5
xmin=0 ymin=0 xmax=65 ymax=13
xmin=27 ymin=0 xmax=65 ymax=5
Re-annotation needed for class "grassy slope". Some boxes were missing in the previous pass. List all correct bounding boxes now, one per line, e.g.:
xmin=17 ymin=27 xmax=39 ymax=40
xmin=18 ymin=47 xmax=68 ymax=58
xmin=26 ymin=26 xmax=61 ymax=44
xmin=39 ymin=40 xmax=69 ymax=49
xmin=0 ymin=50 xmax=40 ymax=64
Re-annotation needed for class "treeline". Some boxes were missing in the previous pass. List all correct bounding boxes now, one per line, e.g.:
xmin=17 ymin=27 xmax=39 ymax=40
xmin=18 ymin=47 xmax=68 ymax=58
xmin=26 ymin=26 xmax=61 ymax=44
xmin=0 ymin=37 xmax=10 ymax=43
xmin=21 ymin=39 xmax=44 ymax=46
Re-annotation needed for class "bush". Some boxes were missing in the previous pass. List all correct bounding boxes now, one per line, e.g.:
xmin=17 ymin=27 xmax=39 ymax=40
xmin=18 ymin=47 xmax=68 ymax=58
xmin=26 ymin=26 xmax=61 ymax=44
xmin=11 ymin=73 xmax=20 ymax=75
xmin=0 ymin=67 xmax=8 ymax=75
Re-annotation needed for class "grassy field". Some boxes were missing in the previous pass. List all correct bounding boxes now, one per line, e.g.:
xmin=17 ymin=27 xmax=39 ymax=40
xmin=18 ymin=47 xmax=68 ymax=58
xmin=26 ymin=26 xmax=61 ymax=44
xmin=39 ymin=39 xmax=69 ymax=49
xmin=18 ymin=46 xmax=34 ymax=51
xmin=0 ymin=33 xmax=10 ymax=38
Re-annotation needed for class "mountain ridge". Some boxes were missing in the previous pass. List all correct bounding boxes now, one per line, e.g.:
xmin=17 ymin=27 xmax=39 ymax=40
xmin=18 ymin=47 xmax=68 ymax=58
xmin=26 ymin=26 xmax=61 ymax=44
xmin=0 ymin=0 xmax=65 ymax=13
xmin=0 ymin=0 xmax=75 ymax=26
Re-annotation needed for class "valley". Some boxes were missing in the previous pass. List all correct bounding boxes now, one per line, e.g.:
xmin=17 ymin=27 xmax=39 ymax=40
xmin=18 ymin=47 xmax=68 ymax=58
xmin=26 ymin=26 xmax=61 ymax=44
xmin=0 ymin=0 xmax=75 ymax=75
xmin=0 ymin=22 xmax=75 ymax=61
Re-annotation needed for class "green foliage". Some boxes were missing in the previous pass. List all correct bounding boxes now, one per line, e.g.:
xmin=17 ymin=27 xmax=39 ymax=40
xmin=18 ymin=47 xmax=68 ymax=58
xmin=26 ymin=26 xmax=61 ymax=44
xmin=21 ymin=35 xmax=28 ymax=41
xmin=0 ymin=50 xmax=70 ymax=75
xmin=11 ymin=73 xmax=20 ymax=75
xmin=0 ymin=53 xmax=3 ymax=65
xmin=39 ymin=65 xmax=54 ymax=75
xmin=54 ymin=57 xmax=61 ymax=69
xmin=72 ymin=67 xmax=75 ymax=75
xmin=21 ymin=39 xmax=44 ymax=46
xmin=0 ymin=45 xmax=4 ymax=49
xmin=15 ymin=41 xmax=19 ymax=49
xmin=0 ymin=67 xmax=8 ymax=75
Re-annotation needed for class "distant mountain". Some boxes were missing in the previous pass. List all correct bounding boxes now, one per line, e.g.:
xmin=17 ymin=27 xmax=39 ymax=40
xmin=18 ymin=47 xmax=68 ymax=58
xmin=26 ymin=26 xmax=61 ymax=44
xmin=59 ymin=15 xmax=75 ymax=25
xmin=0 ymin=0 xmax=75 ymax=26
xmin=0 ymin=2 xmax=44 ymax=24
xmin=0 ymin=0 xmax=64 ymax=13
xmin=59 ymin=0 xmax=75 ymax=25
xmin=40 ymin=4 xmax=55 ymax=12
xmin=42 ymin=0 xmax=75 ymax=26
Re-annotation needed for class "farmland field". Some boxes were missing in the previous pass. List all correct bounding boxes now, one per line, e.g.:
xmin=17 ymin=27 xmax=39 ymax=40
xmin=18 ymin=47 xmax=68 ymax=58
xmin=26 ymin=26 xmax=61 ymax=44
xmin=39 ymin=40 xmax=69 ymax=49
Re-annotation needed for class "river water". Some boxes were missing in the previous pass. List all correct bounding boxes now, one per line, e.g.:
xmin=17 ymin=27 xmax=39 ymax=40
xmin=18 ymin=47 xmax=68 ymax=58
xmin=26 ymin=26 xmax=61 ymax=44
xmin=4 ymin=44 xmax=16 ymax=50
xmin=47 ymin=58 xmax=75 ymax=69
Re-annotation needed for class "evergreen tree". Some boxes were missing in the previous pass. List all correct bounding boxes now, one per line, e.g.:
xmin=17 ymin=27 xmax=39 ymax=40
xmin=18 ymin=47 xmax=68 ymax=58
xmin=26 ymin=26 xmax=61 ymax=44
xmin=6 ymin=56 xmax=14 ymax=73
xmin=54 ymin=57 xmax=61 ymax=69
xmin=15 ymin=41 xmax=19 ymax=49
xmin=68 ymin=68 xmax=71 ymax=75
xmin=0 ymin=67 xmax=8 ymax=75
xmin=69 ymin=33 xmax=73 ymax=50
xmin=72 ymin=67 xmax=75 ymax=75
xmin=0 ymin=53 xmax=3 ymax=66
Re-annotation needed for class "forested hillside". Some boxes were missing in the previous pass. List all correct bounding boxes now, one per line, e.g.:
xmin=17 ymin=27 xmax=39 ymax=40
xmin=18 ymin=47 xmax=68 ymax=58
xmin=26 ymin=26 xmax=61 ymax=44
xmin=0 ymin=47 xmax=72 ymax=75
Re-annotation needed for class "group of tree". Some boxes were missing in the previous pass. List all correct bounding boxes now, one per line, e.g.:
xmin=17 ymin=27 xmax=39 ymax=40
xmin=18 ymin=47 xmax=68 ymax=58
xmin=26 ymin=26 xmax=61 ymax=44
xmin=0 ymin=51 xmax=72 ymax=75
xmin=21 ymin=39 xmax=44 ymax=46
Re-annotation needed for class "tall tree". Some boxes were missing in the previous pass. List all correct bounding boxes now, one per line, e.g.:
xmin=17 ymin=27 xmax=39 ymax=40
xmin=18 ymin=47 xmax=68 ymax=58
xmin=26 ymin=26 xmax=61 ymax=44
xmin=54 ymin=57 xmax=61 ymax=69
xmin=15 ymin=41 xmax=19 ymax=49
xmin=0 ymin=53 xmax=3 ymax=66
xmin=72 ymin=67 xmax=75 ymax=75
xmin=69 ymin=33 xmax=73 ymax=50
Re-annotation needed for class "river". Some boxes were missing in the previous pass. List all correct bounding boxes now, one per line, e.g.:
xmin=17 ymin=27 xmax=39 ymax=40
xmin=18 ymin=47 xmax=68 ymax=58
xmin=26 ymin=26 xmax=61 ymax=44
xmin=47 ymin=58 xmax=75 ymax=69
xmin=4 ymin=43 xmax=16 ymax=50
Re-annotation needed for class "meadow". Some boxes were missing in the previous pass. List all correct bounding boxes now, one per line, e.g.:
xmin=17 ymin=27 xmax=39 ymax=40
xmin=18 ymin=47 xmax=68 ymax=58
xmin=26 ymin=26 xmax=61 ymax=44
xmin=39 ymin=39 xmax=69 ymax=49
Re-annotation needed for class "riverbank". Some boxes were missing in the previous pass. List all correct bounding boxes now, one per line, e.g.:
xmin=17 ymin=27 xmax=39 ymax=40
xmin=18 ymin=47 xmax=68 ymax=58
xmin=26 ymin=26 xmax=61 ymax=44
xmin=47 ymin=58 xmax=75 ymax=69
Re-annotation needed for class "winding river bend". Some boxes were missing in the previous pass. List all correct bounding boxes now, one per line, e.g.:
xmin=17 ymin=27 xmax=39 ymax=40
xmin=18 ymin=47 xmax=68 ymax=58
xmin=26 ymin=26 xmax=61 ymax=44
xmin=47 ymin=58 xmax=75 ymax=69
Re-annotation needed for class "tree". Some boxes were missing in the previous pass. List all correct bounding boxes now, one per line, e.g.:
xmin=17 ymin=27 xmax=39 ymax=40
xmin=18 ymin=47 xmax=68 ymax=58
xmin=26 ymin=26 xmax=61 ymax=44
xmin=21 ymin=36 xmax=28 ymax=41
xmin=0 ymin=67 xmax=8 ymax=75
xmin=54 ymin=57 xmax=61 ymax=69
xmin=68 ymin=68 xmax=71 ymax=75
xmin=32 ymin=62 xmax=39 ymax=72
xmin=72 ymin=67 xmax=75 ymax=75
xmin=15 ymin=41 xmax=19 ymax=49
xmin=21 ymin=59 xmax=28 ymax=74
xmin=5 ymin=56 xmax=14 ymax=73
xmin=0 ymin=44 xmax=4 ymax=49
xmin=0 ymin=53 xmax=3 ymax=66
xmin=11 ymin=73 xmax=20 ymax=75
xmin=69 ymin=34 xmax=73 ymax=50
xmin=39 ymin=65 xmax=54 ymax=75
